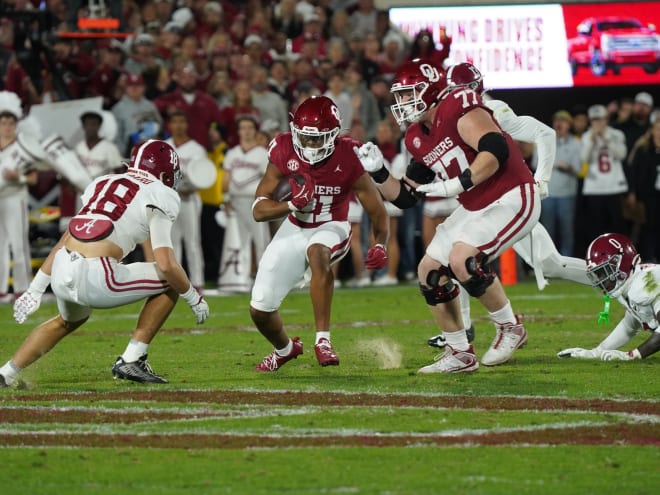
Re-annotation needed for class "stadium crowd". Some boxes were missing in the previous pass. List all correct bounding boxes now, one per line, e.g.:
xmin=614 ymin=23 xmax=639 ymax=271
xmin=0 ymin=0 xmax=658 ymax=302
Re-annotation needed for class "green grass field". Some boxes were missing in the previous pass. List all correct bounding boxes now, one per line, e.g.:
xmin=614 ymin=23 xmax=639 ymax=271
xmin=0 ymin=279 xmax=658 ymax=494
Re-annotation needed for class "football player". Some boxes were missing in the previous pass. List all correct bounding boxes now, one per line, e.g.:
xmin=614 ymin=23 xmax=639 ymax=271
xmin=250 ymin=95 xmax=389 ymax=371
xmin=357 ymin=58 xmax=539 ymax=373
xmin=1 ymin=140 xmax=209 ymax=387
xmin=426 ymin=62 xmax=590 ymax=349
xmin=558 ymin=233 xmax=660 ymax=361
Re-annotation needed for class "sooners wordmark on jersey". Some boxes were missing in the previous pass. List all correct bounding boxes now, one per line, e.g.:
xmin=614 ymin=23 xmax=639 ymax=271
xmin=404 ymin=88 xmax=534 ymax=211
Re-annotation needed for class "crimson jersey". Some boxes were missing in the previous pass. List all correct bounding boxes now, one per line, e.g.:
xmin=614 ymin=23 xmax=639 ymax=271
xmin=268 ymin=134 xmax=365 ymax=228
xmin=404 ymin=87 xmax=534 ymax=211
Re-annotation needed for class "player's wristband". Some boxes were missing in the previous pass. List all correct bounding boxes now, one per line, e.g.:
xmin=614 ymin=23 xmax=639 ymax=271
xmin=30 ymin=269 xmax=51 ymax=294
xmin=369 ymin=167 xmax=390 ymax=184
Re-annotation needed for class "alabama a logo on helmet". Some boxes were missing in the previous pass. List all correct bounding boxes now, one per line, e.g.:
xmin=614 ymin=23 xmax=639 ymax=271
xmin=420 ymin=63 xmax=440 ymax=82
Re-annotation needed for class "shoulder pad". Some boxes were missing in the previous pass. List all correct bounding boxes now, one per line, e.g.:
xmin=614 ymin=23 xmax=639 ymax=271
xmin=149 ymin=185 xmax=181 ymax=222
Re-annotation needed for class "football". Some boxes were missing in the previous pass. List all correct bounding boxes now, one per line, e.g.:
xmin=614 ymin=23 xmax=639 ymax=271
xmin=273 ymin=174 xmax=305 ymax=202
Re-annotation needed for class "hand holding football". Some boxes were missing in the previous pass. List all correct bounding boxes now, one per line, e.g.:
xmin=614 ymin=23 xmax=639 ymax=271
xmin=273 ymin=174 xmax=305 ymax=202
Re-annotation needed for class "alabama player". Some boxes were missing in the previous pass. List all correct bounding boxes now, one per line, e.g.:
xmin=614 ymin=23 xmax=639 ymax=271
xmin=0 ymin=92 xmax=38 ymax=301
xmin=426 ymin=62 xmax=590 ymax=349
xmin=250 ymin=95 xmax=389 ymax=371
xmin=357 ymin=58 xmax=539 ymax=373
xmin=165 ymin=109 xmax=207 ymax=290
xmin=1 ymin=140 xmax=209 ymax=387
xmin=558 ymin=233 xmax=660 ymax=361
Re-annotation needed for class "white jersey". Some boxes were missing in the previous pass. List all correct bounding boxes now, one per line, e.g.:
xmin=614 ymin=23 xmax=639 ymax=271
xmin=486 ymin=99 xmax=556 ymax=184
xmin=581 ymin=126 xmax=628 ymax=195
xmin=165 ymin=138 xmax=207 ymax=194
xmin=75 ymin=170 xmax=180 ymax=259
xmin=75 ymin=139 xmax=123 ymax=179
xmin=0 ymin=140 xmax=28 ymax=198
xmin=224 ymin=144 xmax=269 ymax=197
xmin=618 ymin=264 xmax=660 ymax=331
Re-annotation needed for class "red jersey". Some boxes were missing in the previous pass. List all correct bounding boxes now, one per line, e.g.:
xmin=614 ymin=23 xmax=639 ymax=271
xmin=404 ymin=88 xmax=534 ymax=211
xmin=268 ymin=134 xmax=365 ymax=228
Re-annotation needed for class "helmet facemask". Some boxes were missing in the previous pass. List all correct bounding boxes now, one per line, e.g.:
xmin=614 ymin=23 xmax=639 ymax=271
xmin=291 ymin=122 xmax=339 ymax=165
xmin=586 ymin=253 xmax=629 ymax=297
xmin=390 ymin=81 xmax=430 ymax=125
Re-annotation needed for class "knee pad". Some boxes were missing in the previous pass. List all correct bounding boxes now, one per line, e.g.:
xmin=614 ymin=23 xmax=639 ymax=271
xmin=419 ymin=267 xmax=459 ymax=305
xmin=458 ymin=254 xmax=495 ymax=298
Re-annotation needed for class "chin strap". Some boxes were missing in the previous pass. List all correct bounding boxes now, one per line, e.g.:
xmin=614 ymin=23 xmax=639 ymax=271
xmin=597 ymin=294 xmax=611 ymax=324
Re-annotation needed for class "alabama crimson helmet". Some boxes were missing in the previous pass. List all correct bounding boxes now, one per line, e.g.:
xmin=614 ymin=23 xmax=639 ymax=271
xmin=447 ymin=62 xmax=484 ymax=93
xmin=290 ymin=95 xmax=341 ymax=165
xmin=128 ymin=139 xmax=182 ymax=189
xmin=390 ymin=58 xmax=447 ymax=125
xmin=585 ymin=233 xmax=640 ymax=297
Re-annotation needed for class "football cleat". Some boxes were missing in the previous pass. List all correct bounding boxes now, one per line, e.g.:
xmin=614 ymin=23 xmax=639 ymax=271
xmin=255 ymin=337 xmax=303 ymax=372
xmin=315 ymin=338 xmax=340 ymax=366
xmin=481 ymin=317 xmax=528 ymax=366
xmin=0 ymin=374 xmax=7 ymax=388
xmin=418 ymin=344 xmax=479 ymax=374
xmin=112 ymin=354 xmax=168 ymax=383
xmin=427 ymin=325 xmax=476 ymax=348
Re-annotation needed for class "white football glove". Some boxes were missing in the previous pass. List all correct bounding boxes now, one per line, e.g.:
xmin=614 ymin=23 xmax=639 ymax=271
xmin=416 ymin=177 xmax=464 ymax=198
xmin=180 ymin=285 xmax=209 ymax=324
xmin=601 ymin=349 xmax=636 ymax=361
xmin=353 ymin=143 xmax=384 ymax=173
xmin=557 ymin=347 xmax=602 ymax=359
xmin=536 ymin=180 xmax=549 ymax=200
xmin=190 ymin=298 xmax=210 ymax=324
xmin=13 ymin=290 xmax=42 ymax=324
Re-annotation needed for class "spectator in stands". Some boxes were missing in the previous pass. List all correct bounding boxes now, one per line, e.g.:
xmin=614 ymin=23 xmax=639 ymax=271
xmin=349 ymin=0 xmax=378 ymax=36
xmin=617 ymin=92 xmax=654 ymax=160
xmin=581 ymin=104 xmax=628 ymax=241
xmin=87 ymin=42 xmax=124 ymax=109
xmin=112 ymin=73 xmax=162 ymax=157
xmin=271 ymin=0 xmax=304 ymax=39
xmin=292 ymin=12 xmax=327 ymax=55
xmin=344 ymin=62 xmax=381 ymax=140
xmin=250 ymin=66 xmax=289 ymax=133
xmin=124 ymin=34 xmax=163 ymax=78
xmin=49 ymin=38 xmax=95 ymax=99
xmin=154 ymin=63 xmax=224 ymax=149
xmin=208 ymin=70 xmax=234 ymax=110
xmin=627 ymin=115 xmax=660 ymax=261
xmin=194 ymin=1 xmax=224 ymax=47
xmin=243 ymin=34 xmax=271 ymax=68
xmin=409 ymin=28 xmax=451 ymax=68
xmin=323 ymin=71 xmax=353 ymax=133
xmin=539 ymin=110 xmax=583 ymax=257
xmin=378 ymin=32 xmax=406 ymax=82
xmin=267 ymin=60 xmax=291 ymax=102
xmin=328 ymin=9 xmax=352 ymax=43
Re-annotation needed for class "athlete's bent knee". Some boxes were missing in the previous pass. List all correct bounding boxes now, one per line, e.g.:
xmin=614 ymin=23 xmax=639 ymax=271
xmin=457 ymin=255 xmax=495 ymax=297
xmin=419 ymin=267 xmax=459 ymax=305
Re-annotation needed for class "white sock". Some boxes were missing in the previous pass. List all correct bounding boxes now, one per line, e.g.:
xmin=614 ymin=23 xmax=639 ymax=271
xmin=275 ymin=339 xmax=293 ymax=357
xmin=444 ymin=329 xmax=469 ymax=351
xmin=315 ymin=331 xmax=330 ymax=344
xmin=121 ymin=339 xmax=149 ymax=362
xmin=489 ymin=300 xmax=516 ymax=327
xmin=0 ymin=361 xmax=21 ymax=385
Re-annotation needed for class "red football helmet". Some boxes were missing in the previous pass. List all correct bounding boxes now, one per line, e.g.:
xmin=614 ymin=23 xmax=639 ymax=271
xmin=446 ymin=62 xmax=484 ymax=93
xmin=290 ymin=95 xmax=341 ymax=165
xmin=390 ymin=58 xmax=447 ymax=125
xmin=128 ymin=139 xmax=182 ymax=189
xmin=586 ymin=233 xmax=640 ymax=297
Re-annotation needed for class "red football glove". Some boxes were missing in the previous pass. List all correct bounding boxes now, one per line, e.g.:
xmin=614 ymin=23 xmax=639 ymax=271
xmin=365 ymin=244 xmax=388 ymax=270
xmin=289 ymin=172 xmax=316 ymax=211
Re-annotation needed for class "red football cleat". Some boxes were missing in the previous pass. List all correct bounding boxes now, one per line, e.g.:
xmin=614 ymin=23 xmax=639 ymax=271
xmin=255 ymin=337 xmax=303 ymax=372
xmin=314 ymin=338 xmax=340 ymax=366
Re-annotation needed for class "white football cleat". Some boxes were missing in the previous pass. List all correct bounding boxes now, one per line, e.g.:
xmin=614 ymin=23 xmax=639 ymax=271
xmin=417 ymin=345 xmax=479 ymax=374
xmin=481 ymin=317 xmax=528 ymax=366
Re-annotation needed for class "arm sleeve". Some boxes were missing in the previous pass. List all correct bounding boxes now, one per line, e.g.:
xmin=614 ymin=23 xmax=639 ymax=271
xmin=491 ymin=103 xmax=556 ymax=183
xmin=598 ymin=311 xmax=642 ymax=350
xmin=148 ymin=206 xmax=174 ymax=250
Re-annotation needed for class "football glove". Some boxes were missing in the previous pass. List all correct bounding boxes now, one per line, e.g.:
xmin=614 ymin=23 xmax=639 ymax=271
xmin=180 ymin=285 xmax=209 ymax=324
xmin=365 ymin=244 xmax=388 ymax=270
xmin=556 ymin=347 xmax=602 ymax=359
xmin=353 ymin=143 xmax=384 ymax=173
xmin=536 ymin=179 xmax=549 ymax=200
xmin=288 ymin=172 xmax=316 ymax=211
xmin=601 ymin=349 xmax=638 ymax=361
xmin=13 ymin=290 xmax=42 ymax=324
xmin=416 ymin=177 xmax=464 ymax=198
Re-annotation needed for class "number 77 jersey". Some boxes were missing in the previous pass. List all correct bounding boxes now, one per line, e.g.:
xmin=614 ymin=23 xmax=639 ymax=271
xmin=70 ymin=171 xmax=181 ymax=259
xmin=403 ymin=87 xmax=534 ymax=211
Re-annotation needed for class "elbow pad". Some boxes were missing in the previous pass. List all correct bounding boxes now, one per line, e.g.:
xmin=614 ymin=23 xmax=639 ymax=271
xmin=478 ymin=132 xmax=509 ymax=166
xmin=391 ymin=179 xmax=421 ymax=209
